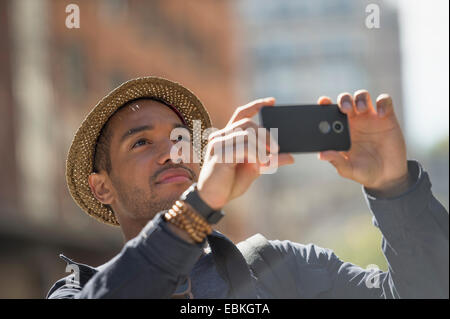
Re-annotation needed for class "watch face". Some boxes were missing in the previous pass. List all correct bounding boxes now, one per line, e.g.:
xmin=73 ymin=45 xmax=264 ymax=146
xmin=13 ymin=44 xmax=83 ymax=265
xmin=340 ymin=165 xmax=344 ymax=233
xmin=180 ymin=183 xmax=224 ymax=224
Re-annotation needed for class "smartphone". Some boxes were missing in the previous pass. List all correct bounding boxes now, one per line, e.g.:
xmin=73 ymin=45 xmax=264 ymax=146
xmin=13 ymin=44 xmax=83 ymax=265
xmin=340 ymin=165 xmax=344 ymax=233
xmin=259 ymin=104 xmax=351 ymax=153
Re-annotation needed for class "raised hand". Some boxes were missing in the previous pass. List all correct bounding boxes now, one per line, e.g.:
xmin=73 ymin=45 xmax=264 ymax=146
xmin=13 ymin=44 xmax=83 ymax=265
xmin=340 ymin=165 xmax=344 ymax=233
xmin=317 ymin=90 xmax=412 ymax=196
xmin=197 ymin=98 xmax=294 ymax=210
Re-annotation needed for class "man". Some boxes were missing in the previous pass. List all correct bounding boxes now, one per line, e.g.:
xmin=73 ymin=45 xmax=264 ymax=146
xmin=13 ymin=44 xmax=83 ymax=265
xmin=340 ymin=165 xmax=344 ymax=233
xmin=47 ymin=76 xmax=448 ymax=298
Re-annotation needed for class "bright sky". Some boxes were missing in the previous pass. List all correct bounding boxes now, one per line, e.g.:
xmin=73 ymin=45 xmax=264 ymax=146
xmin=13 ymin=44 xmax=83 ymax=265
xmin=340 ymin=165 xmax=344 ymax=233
xmin=396 ymin=0 xmax=449 ymax=151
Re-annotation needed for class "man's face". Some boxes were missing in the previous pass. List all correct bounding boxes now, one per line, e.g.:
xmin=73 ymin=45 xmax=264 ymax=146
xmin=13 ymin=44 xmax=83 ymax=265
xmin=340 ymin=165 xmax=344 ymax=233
xmin=95 ymin=99 xmax=200 ymax=223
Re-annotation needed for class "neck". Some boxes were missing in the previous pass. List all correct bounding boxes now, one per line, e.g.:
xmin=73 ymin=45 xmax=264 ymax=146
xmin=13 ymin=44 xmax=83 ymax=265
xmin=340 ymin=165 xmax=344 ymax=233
xmin=119 ymin=217 xmax=150 ymax=242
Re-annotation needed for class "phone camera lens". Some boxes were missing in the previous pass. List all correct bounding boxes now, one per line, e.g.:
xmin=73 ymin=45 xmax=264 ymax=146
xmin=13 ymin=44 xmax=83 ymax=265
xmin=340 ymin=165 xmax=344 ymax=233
xmin=319 ymin=121 xmax=331 ymax=134
xmin=332 ymin=121 xmax=344 ymax=133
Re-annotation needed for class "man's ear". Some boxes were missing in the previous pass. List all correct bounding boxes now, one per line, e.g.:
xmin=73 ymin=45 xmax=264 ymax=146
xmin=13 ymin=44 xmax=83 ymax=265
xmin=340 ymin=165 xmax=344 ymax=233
xmin=88 ymin=172 xmax=115 ymax=205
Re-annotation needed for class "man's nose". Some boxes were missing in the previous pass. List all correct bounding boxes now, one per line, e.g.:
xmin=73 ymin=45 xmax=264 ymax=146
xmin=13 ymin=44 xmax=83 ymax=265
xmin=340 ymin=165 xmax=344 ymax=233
xmin=156 ymin=138 xmax=179 ymax=165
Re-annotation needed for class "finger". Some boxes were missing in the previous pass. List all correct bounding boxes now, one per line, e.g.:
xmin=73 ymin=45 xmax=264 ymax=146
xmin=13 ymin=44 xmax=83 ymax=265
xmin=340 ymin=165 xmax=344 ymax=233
xmin=236 ymin=129 xmax=277 ymax=165
xmin=317 ymin=96 xmax=333 ymax=105
xmin=354 ymin=90 xmax=376 ymax=115
xmin=276 ymin=153 xmax=295 ymax=167
xmin=209 ymin=118 xmax=279 ymax=154
xmin=260 ymin=152 xmax=294 ymax=168
xmin=375 ymin=94 xmax=394 ymax=118
xmin=229 ymin=97 xmax=276 ymax=125
xmin=337 ymin=92 xmax=357 ymax=118
xmin=318 ymin=150 xmax=351 ymax=177
xmin=235 ymin=134 xmax=262 ymax=164
xmin=209 ymin=118 xmax=258 ymax=141
xmin=235 ymin=132 xmax=268 ymax=164
xmin=258 ymin=153 xmax=295 ymax=174
xmin=227 ymin=138 xmax=260 ymax=164
xmin=209 ymin=130 xmax=261 ymax=165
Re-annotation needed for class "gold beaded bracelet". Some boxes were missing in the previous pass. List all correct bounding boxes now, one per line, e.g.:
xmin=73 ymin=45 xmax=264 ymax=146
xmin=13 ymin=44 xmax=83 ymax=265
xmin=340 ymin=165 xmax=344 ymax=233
xmin=164 ymin=200 xmax=213 ymax=243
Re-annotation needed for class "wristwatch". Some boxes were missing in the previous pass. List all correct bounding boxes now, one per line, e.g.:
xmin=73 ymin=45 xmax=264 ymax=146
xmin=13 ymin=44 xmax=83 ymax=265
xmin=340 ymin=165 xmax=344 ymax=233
xmin=180 ymin=183 xmax=225 ymax=225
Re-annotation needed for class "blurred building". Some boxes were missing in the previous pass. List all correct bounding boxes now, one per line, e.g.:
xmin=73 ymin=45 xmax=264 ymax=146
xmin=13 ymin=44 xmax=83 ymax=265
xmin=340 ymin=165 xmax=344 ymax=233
xmin=230 ymin=0 xmax=406 ymax=247
xmin=235 ymin=0 xmax=404 ymax=121
xmin=231 ymin=0 xmax=447 ymax=271
xmin=1 ymin=0 xmax=237 ymax=298
xmin=0 ymin=0 xmax=447 ymax=299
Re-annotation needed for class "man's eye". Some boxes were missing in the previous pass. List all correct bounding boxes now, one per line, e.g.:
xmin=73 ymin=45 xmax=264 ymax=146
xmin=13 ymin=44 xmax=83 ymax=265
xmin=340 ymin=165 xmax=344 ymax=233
xmin=132 ymin=139 xmax=151 ymax=149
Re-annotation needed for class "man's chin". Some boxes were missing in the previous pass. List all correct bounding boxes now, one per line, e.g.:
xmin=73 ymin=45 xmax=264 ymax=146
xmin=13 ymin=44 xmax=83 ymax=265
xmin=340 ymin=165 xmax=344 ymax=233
xmin=153 ymin=180 xmax=193 ymax=205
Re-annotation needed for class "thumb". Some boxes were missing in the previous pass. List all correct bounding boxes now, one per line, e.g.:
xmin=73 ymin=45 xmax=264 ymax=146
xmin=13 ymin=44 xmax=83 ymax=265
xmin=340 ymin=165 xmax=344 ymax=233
xmin=258 ymin=153 xmax=294 ymax=174
xmin=277 ymin=153 xmax=295 ymax=167
xmin=260 ymin=153 xmax=294 ymax=168
xmin=318 ymin=151 xmax=351 ymax=177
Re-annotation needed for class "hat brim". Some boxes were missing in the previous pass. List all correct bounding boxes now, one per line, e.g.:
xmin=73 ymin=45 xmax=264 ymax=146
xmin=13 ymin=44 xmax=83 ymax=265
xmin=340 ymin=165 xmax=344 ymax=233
xmin=66 ymin=76 xmax=212 ymax=226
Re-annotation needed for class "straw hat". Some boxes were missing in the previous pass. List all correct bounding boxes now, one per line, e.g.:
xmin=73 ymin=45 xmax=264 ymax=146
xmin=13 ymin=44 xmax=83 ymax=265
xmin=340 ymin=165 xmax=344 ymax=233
xmin=66 ymin=76 xmax=212 ymax=226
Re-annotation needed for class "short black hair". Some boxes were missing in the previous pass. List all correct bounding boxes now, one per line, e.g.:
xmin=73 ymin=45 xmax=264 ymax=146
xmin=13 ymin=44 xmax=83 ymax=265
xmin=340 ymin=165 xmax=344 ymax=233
xmin=93 ymin=115 xmax=115 ymax=174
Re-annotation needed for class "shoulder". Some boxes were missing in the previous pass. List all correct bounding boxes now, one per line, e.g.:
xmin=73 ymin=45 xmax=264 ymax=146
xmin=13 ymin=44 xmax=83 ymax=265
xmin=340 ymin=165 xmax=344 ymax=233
xmin=46 ymin=275 xmax=80 ymax=299
xmin=241 ymin=235 xmax=339 ymax=298
xmin=238 ymin=233 xmax=337 ymax=266
xmin=46 ymin=254 xmax=98 ymax=299
xmin=268 ymin=239 xmax=337 ymax=266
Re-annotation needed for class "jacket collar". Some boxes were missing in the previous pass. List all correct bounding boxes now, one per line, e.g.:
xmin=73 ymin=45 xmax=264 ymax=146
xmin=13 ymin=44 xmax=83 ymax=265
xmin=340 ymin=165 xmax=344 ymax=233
xmin=58 ymin=229 xmax=257 ymax=298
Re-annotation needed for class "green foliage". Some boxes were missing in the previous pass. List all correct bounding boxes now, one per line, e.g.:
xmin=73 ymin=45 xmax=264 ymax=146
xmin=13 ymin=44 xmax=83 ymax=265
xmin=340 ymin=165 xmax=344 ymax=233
xmin=332 ymin=214 xmax=388 ymax=271
xmin=307 ymin=213 xmax=388 ymax=271
xmin=429 ymin=136 xmax=449 ymax=157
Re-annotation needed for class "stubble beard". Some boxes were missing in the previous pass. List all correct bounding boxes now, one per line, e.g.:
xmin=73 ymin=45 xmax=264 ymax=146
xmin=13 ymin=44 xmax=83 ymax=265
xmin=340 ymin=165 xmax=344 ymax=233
xmin=111 ymin=176 xmax=178 ymax=222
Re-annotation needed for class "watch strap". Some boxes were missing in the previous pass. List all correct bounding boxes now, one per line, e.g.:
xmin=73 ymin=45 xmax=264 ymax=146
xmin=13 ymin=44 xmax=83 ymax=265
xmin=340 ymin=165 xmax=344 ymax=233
xmin=180 ymin=183 xmax=225 ymax=224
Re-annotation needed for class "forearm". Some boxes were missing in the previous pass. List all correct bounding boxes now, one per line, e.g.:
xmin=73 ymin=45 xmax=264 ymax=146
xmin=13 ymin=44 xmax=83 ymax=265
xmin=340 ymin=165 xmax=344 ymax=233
xmin=76 ymin=212 xmax=204 ymax=298
xmin=166 ymin=222 xmax=196 ymax=244
xmin=365 ymin=168 xmax=415 ymax=198
xmin=364 ymin=160 xmax=449 ymax=298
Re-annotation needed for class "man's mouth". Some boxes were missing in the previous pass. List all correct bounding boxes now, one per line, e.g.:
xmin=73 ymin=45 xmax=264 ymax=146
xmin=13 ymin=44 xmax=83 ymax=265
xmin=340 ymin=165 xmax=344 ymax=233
xmin=155 ymin=167 xmax=193 ymax=185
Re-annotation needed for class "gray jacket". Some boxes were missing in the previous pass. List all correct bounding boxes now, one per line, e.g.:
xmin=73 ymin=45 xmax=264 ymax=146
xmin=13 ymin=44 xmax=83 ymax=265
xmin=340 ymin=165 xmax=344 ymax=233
xmin=47 ymin=160 xmax=449 ymax=298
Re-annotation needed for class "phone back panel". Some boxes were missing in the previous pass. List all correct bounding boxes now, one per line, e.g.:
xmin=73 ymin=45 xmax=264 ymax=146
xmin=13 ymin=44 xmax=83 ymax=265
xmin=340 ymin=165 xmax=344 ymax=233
xmin=260 ymin=105 xmax=351 ymax=153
